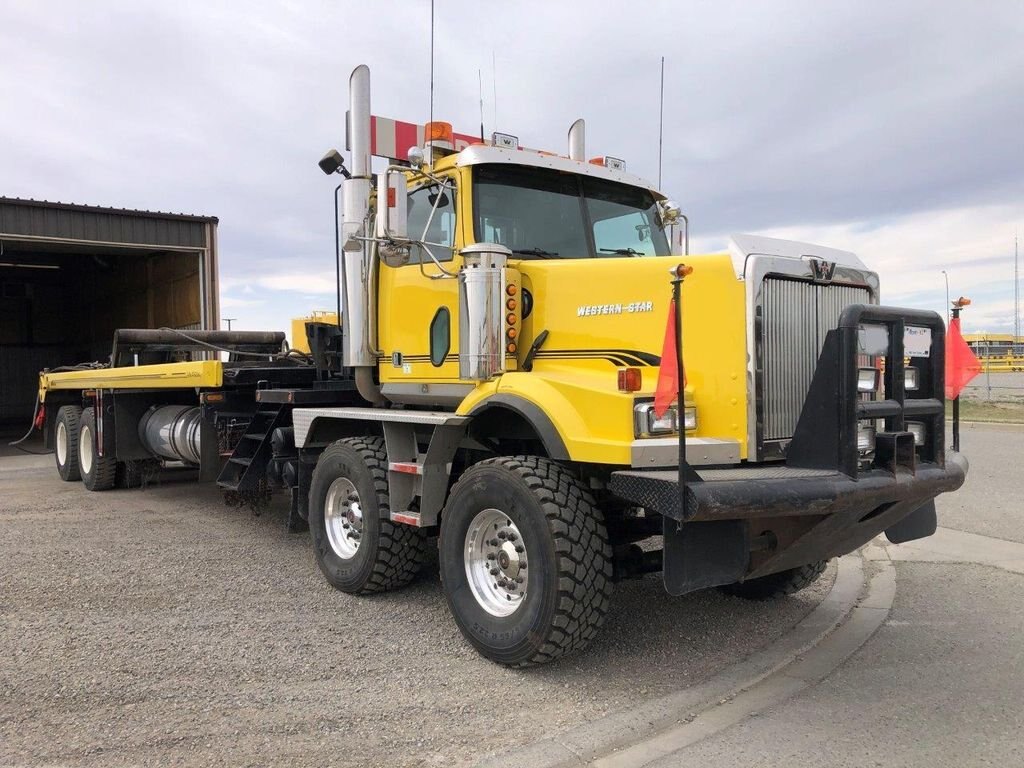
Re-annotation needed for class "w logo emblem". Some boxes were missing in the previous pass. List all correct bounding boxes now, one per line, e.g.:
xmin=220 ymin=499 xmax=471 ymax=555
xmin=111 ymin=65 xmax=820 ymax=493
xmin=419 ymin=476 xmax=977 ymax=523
xmin=809 ymin=258 xmax=837 ymax=282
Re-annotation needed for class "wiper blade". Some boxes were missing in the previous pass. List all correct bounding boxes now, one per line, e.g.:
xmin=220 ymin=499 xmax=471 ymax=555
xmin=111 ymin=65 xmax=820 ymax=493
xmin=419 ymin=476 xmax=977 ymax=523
xmin=599 ymin=247 xmax=642 ymax=256
xmin=511 ymin=247 xmax=559 ymax=258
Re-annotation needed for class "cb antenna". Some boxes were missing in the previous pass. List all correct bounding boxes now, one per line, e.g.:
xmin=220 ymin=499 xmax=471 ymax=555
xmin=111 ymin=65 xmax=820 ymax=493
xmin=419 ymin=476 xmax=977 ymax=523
xmin=429 ymin=0 xmax=435 ymax=130
xmin=658 ymin=56 xmax=665 ymax=190
xmin=479 ymin=69 xmax=485 ymax=142
xmin=492 ymin=50 xmax=498 ymax=131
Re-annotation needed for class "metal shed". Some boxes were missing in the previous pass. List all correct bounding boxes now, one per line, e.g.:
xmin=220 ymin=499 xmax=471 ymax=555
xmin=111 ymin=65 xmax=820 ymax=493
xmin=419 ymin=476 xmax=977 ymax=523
xmin=0 ymin=197 xmax=219 ymax=424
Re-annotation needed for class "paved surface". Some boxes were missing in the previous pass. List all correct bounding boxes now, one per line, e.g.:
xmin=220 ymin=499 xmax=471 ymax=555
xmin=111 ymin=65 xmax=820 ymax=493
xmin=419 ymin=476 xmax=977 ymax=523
xmin=937 ymin=423 xmax=1023 ymax=543
xmin=647 ymin=558 xmax=1024 ymax=767
xmin=0 ymin=456 xmax=832 ymax=767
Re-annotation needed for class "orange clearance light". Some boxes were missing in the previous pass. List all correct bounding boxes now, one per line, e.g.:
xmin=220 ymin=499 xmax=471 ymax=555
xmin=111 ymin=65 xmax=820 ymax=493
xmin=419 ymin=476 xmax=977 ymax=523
xmin=506 ymin=284 xmax=517 ymax=296
xmin=506 ymin=297 xmax=517 ymax=310
xmin=507 ymin=342 xmax=517 ymax=354
xmin=618 ymin=367 xmax=642 ymax=392
xmin=954 ymin=296 xmax=971 ymax=307
xmin=673 ymin=264 xmax=694 ymax=278
xmin=507 ymin=328 xmax=517 ymax=340
xmin=506 ymin=312 xmax=517 ymax=325
xmin=588 ymin=156 xmax=605 ymax=166
xmin=425 ymin=121 xmax=454 ymax=143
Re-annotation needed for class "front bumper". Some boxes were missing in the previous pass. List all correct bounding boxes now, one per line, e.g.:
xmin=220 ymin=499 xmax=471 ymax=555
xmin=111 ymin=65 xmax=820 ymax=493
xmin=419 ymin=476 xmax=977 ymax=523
xmin=609 ymin=452 xmax=968 ymax=591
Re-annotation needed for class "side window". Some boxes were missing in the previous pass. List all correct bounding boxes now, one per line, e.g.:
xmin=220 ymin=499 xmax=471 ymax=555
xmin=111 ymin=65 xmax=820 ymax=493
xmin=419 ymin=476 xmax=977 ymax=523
xmin=429 ymin=307 xmax=450 ymax=367
xmin=406 ymin=183 xmax=456 ymax=264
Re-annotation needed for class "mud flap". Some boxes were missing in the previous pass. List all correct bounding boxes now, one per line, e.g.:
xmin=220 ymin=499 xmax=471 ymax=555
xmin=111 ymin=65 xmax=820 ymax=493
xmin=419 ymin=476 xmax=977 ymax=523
xmin=663 ymin=519 xmax=749 ymax=596
xmin=884 ymin=499 xmax=937 ymax=544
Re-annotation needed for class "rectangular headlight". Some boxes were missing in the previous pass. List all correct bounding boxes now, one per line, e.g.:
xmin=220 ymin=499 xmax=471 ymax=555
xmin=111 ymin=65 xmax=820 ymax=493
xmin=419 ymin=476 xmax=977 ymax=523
xmin=904 ymin=367 xmax=919 ymax=391
xmin=648 ymin=409 xmax=676 ymax=434
xmin=634 ymin=403 xmax=675 ymax=437
xmin=857 ymin=424 xmax=876 ymax=453
xmin=858 ymin=367 xmax=880 ymax=393
xmin=682 ymin=406 xmax=697 ymax=431
xmin=907 ymin=422 xmax=926 ymax=446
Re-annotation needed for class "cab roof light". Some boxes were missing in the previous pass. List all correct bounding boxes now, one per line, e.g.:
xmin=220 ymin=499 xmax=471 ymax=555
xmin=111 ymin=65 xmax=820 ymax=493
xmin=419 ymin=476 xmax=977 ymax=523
xmin=589 ymin=155 xmax=625 ymax=170
xmin=491 ymin=131 xmax=519 ymax=149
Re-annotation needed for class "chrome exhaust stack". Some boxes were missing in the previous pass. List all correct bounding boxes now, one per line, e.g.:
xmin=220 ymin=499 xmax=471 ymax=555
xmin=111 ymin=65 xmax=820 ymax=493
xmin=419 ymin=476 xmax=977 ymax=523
xmin=568 ymin=118 xmax=585 ymax=161
xmin=341 ymin=64 xmax=376 ymax=371
xmin=459 ymin=244 xmax=511 ymax=381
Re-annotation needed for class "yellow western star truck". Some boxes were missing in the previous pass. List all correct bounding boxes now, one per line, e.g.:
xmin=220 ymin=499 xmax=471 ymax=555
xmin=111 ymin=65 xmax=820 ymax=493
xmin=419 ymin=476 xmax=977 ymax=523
xmin=34 ymin=65 xmax=967 ymax=666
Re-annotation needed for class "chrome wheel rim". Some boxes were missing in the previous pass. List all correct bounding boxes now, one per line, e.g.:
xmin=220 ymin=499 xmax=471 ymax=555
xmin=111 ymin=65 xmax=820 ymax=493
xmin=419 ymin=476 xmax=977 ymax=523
xmin=79 ymin=424 xmax=94 ymax=475
xmin=464 ymin=508 xmax=528 ymax=617
xmin=324 ymin=477 xmax=363 ymax=559
xmin=56 ymin=421 xmax=67 ymax=465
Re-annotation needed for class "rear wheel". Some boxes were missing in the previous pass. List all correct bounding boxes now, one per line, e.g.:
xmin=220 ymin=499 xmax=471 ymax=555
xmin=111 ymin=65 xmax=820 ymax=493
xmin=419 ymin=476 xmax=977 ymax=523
xmin=720 ymin=559 xmax=828 ymax=600
xmin=309 ymin=437 xmax=426 ymax=594
xmin=439 ymin=456 xmax=613 ymax=666
xmin=54 ymin=406 xmax=83 ymax=481
xmin=78 ymin=407 xmax=117 ymax=492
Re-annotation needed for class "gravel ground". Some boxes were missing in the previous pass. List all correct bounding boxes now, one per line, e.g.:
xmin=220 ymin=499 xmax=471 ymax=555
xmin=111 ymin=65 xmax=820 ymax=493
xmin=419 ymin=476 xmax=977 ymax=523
xmin=0 ymin=459 xmax=833 ymax=767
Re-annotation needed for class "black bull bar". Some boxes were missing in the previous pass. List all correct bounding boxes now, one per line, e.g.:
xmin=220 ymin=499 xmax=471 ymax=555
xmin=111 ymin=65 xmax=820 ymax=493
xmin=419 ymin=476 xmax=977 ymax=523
xmin=609 ymin=305 xmax=970 ymax=595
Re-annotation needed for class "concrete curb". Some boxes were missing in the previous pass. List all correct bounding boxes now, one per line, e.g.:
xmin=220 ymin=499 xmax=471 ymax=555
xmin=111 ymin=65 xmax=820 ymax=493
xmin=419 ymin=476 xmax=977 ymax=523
xmin=476 ymin=553 xmax=869 ymax=768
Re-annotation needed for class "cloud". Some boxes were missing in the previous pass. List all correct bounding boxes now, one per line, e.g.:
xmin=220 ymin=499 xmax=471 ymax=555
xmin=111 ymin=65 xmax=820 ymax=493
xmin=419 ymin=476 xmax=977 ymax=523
xmin=1 ymin=0 xmax=1021 ymax=340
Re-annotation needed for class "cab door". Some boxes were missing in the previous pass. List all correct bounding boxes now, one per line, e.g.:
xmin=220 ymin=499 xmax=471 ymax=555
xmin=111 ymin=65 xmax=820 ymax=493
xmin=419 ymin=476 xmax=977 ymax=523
xmin=377 ymin=170 xmax=466 ymax=398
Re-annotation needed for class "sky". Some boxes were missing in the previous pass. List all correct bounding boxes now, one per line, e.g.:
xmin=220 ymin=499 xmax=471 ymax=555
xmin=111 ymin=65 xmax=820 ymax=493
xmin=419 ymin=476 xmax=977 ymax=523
xmin=1 ymin=0 xmax=1022 ymax=337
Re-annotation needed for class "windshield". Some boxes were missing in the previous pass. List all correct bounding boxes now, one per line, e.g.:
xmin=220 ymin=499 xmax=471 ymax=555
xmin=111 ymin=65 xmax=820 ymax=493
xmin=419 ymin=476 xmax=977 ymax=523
xmin=473 ymin=164 xmax=669 ymax=258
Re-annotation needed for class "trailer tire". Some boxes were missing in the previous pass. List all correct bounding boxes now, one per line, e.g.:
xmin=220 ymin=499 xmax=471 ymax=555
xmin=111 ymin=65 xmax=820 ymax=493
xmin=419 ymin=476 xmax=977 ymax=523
xmin=720 ymin=559 xmax=828 ymax=600
xmin=54 ymin=406 xmax=83 ymax=482
xmin=309 ymin=437 xmax=426 ymax=594
xmin=78 ymin=407 xmax=117 ymax=492
xmin=438 ymin=456 xmax=613 ymax=667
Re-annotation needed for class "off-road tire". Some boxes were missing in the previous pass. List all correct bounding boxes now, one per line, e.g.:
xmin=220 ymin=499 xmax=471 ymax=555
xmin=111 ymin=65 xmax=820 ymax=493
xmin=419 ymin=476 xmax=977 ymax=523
xmin=54 ymin=405 xmax=83 ymax=482
xmin=309 ymin=437 xmax=426 ymax=594
xmin=439 ymin=456 xmax=614 ymax=666
xmin=720 ymin=559 xmax=828 ymax=600
xmin=78 ymin=407 xmax=117 ymax=492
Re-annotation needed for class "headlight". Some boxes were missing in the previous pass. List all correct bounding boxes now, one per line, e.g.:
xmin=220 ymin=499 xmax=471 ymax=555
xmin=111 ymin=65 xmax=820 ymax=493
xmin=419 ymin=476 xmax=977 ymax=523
xmin=906 ymin=421 xmax=926 ymax=446
xmin=857 ymin=424 xmax=876 ymax=453
xmin=904 ymin=367 xmax=919 ymax=391
xmin=633 ymin=402 xmax=696 ymax=437
xmin=858 ymin=367 xmax=880 ymax=393
xmin=682 ymin=406 xmax=697 ymax=431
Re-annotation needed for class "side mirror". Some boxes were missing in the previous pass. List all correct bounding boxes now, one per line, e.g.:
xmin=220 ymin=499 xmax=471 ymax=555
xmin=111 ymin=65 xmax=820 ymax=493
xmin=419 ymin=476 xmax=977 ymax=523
xmin=376 ymin=170 xmax=408 ymax=240
xmin=658 ymin=199 xmax=682 ymax=226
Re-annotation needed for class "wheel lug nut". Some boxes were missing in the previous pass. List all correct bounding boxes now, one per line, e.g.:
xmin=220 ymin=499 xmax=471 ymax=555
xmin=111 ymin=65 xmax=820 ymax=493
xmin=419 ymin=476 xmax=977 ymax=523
xmin=515 ymin=545 xmax=524 ymax=553
xmin=497 ymin=531 xmax=507 ymax=540
xmin=489 ymin=568 xmax=499 ymax=576
xmin=507 ymin=532 xmax=517 ymax=541
xmin=489 ymin=538 xmax=499 ymax=546
xmin=486 ymin=553 xmax=496 ymax=560
xmin=515 ymin=576 xmax=524 ymax=583
xmin=520 ymin=563 xmax=527 ymax=570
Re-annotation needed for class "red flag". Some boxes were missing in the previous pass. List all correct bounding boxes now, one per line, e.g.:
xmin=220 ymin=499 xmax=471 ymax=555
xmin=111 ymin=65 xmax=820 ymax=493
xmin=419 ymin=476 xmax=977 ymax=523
xmin=654 ymin=299 xmax=686 ymax=418
xmin=944 ymin=316 xmax=982 ymax=399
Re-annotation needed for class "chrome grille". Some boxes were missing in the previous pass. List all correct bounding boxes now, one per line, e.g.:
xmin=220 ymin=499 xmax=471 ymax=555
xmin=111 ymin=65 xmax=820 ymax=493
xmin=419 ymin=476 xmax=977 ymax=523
xmin=761 ymin=278 xmax=872 ymax=441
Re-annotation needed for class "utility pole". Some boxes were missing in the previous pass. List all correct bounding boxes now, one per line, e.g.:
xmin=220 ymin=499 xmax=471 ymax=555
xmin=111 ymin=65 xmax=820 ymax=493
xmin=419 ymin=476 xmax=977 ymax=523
xmin=222 ymin=318 xmax=236 ymax=331
xmin=1015 ymin=233 xmax=1020 ymax=354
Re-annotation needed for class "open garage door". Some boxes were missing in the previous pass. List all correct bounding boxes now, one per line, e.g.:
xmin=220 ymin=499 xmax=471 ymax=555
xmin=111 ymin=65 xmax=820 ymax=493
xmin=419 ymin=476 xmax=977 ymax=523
xmin=0 ymin=197 xmax=218 ymax=426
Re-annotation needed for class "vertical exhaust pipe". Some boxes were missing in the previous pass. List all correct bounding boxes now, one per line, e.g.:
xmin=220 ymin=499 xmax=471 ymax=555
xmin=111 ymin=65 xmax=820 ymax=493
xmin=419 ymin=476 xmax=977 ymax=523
xmin=568 ymin=118 xmax=585 ymax=161
xmin=341 ymin=64 xmax=384 ymax=403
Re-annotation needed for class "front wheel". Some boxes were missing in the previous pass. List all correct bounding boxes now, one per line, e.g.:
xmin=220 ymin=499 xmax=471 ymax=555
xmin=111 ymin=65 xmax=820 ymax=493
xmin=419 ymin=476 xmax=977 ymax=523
xmin=439 ymin=456 xmax=613 ymax=666
xmin=720 ymin=559 xmax=828 ymax=600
